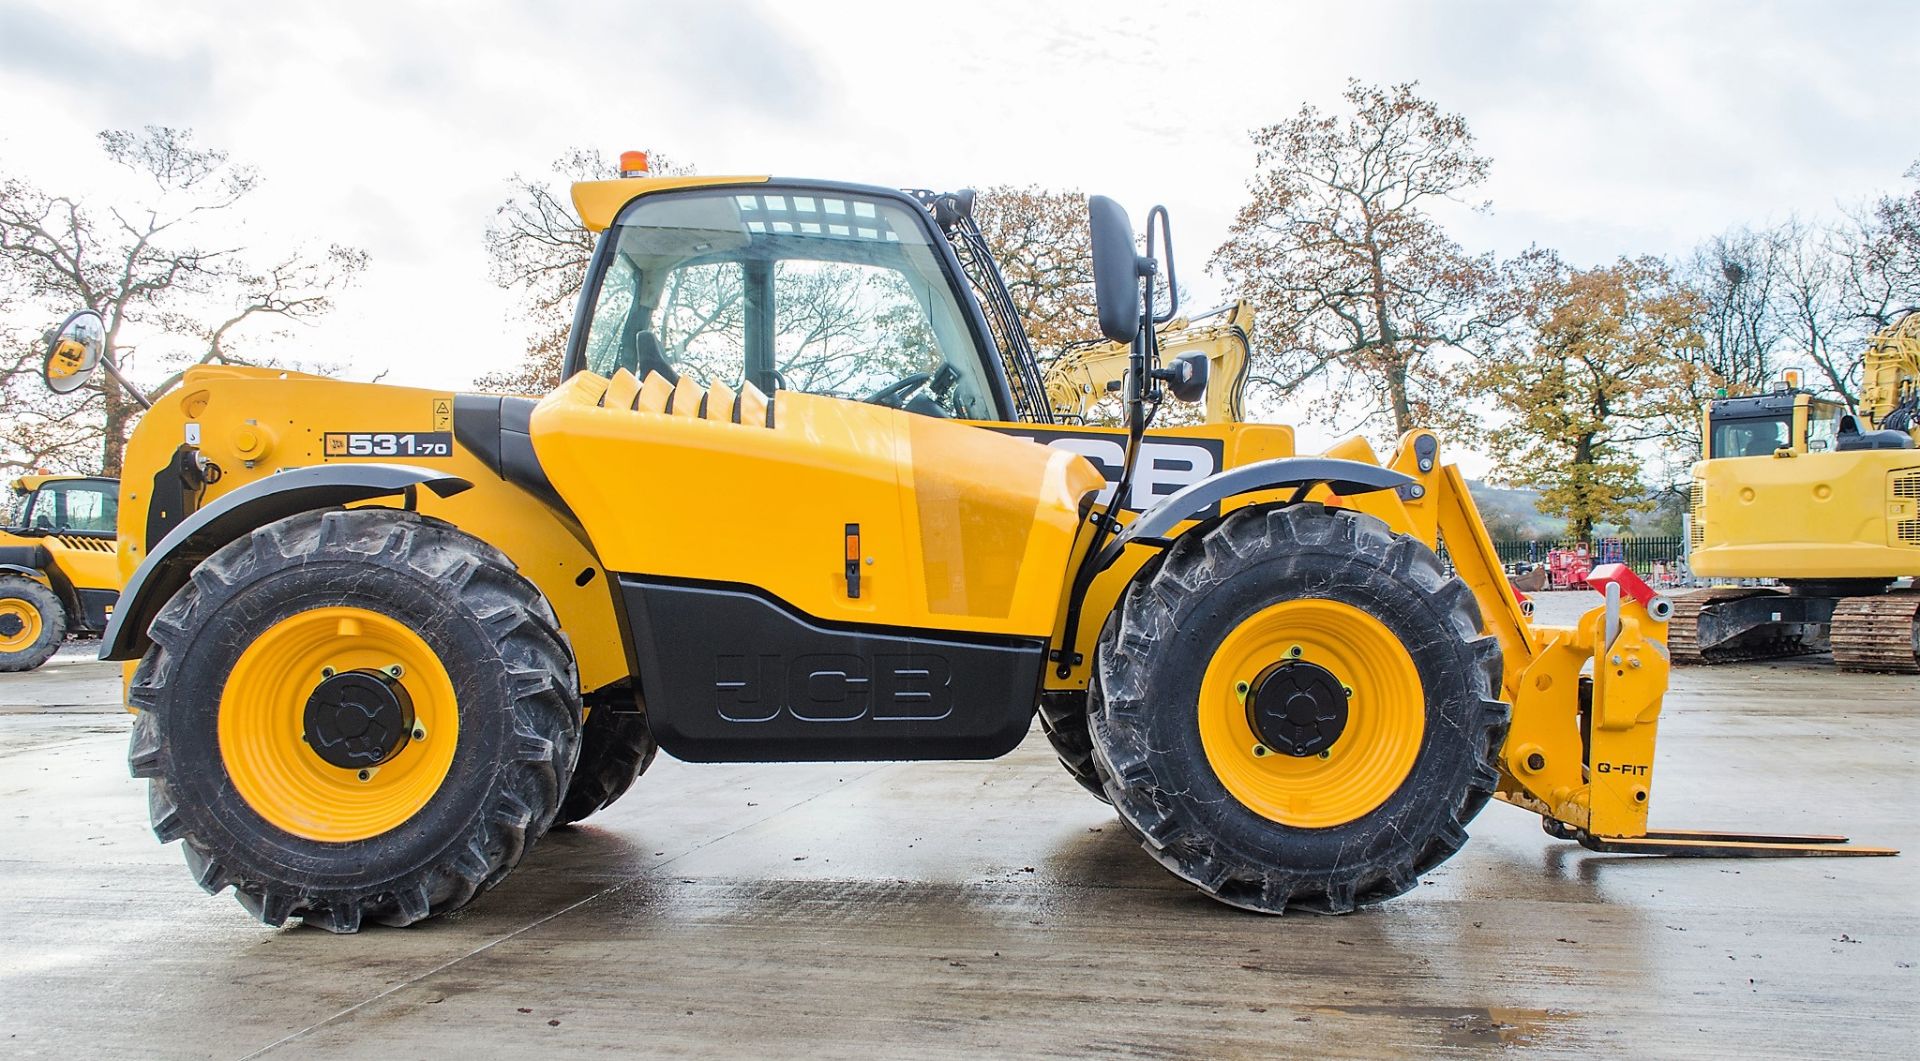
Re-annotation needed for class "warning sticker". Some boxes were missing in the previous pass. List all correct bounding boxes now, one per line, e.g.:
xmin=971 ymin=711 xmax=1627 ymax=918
xmin=431 ymin=398 xmax=453 ymax=430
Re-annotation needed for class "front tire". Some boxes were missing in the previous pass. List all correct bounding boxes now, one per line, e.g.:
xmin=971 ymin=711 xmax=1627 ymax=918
xmin=128 ymin=508 xmax=581 ymax=932
xmin=1088 ymin=504 xmax=1508 ymax=914
xmin=0 ymin=575 xmax=66 ymax=672
xmin=552 ymin=692 xmax=657 ymax=827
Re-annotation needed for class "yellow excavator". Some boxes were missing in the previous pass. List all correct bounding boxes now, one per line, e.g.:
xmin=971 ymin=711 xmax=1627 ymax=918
xmin=1679 ymin=315 xmax=1920 ymax=670
xmin=1045 ymin=300 xmax=1252 ymax=424
xmin=45 ymin=163 xmax=1891 ymax=933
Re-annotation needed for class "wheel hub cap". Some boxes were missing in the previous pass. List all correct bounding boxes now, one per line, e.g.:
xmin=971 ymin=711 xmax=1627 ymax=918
xmin=0 ymin=612 xmax=24 ymax=638
xmin=1248 ymin=660 xmax=1349 ymax=757
xmin=304 ymin=669 xmax=414 ymax=769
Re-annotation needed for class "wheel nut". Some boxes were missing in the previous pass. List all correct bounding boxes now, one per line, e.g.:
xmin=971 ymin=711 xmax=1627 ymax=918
xmin=356 ymin=769 xmax=371 ymax=782
xmin=412 ymin=725 xmax=426 ymax=742
xmin=1318 ymin=750 xmax=1330 ymax=760
xmin=386 ymin=664 xmax=404 ymax=678
xmin=1288 ymin=645 xmax=1303 ymax=658
xmin=1252 ymin=744 xmax=1270 ymax=758
xmin=320 ymin=666 xmax=335 ymax=679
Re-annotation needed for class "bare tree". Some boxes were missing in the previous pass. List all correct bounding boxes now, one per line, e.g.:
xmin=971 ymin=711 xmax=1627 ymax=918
xmin=1212 ymin=81 xmax=1506 ymax=436
xmin=1837 ymin=159 xmax=1920 ymax=331
xmin=473 ymin=148 xmax=691 ymax=393
xmin=0 ymin=127 xmax=366 ymax=474
xmin=1772 ymin=216 xmax=1859 ymax=404
xmin=1679 ymin=226 xmax=1783 ymax=396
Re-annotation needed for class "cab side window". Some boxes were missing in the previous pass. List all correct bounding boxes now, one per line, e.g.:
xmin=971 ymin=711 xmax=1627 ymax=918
xmin=579 ymin=188 xmax=1000 ymax=420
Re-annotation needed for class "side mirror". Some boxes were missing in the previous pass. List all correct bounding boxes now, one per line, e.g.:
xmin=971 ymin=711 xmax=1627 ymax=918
xmin=43 ymin=309 xmax=105 ymax=395
xmin=1088 ymin=195 xmax=1142 ymax=344
xmin=1163 ymin=351 xmax=1210 ymax=404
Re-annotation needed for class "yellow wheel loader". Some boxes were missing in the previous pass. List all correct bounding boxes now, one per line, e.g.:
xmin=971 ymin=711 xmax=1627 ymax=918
xmin=61 ymin=166 xmax=1889 ymax=933
xmin=0 ymin=474 xmax=121 ymax=670
xmin=1680 ymin=316 xmax=1920 ymax=670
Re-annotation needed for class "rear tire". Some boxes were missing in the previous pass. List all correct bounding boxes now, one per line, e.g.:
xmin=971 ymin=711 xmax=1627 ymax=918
xmin=1088 ymin=504 xmax=1508 ymax=914
xmin=128 ymin=508 xmax=581 ymax=932
xmin=0 ymin=575 xmax=65 ymax=672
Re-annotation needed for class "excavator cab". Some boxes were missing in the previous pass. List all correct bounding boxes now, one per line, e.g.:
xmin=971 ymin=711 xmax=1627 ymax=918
xmin=1702 ymin=388 xmax=1845 ymax=458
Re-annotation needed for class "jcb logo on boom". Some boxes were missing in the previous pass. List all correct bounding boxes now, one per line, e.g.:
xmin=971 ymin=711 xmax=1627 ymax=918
xmin=713 ymin=654 xmax=954 ymax=723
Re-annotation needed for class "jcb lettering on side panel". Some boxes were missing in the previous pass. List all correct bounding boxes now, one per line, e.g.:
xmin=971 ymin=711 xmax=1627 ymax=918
xmin=988 ymin=427 xmax=1223 ymax=514
xmin=713 ymin=653 xmax=954 ymax=724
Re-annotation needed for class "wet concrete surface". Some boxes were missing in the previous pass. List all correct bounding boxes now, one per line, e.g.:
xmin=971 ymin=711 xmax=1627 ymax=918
xmin=1 ymin=604 xmax=1914 ymax=1058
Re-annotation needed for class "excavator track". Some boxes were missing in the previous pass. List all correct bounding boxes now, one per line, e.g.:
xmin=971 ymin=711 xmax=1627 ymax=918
xmin=1831 ymin=590 xmax=1920 ymax=673
xmin=1668 ymin=587 xmax=1827 ymax=664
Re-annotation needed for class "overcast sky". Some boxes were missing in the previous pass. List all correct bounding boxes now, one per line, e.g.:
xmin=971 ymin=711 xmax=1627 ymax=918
xmin=2 ymin=0 xmax=1915 ymax=456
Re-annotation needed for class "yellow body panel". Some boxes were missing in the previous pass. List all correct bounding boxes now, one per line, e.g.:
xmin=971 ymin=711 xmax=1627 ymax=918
xmin=117 ymin=365 xmax=633 ymax=693
xmin=1688 ymin=451 xmax=1920 ymax=579
xmin=530 ymin=371 xmax=1105 ymax=638
xmin=1003 ymin=419 xmax=1297 ymax=689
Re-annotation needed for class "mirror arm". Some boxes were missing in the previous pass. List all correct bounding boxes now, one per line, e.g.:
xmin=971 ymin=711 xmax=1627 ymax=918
xmin=98 ymin=355 xmax=153 ymax=410
xmin=1145 ymin=205 xmax=1178 ymax=325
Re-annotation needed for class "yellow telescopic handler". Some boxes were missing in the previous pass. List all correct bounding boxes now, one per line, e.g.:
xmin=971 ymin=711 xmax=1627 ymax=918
xmin=45 ymin=158 xmax=1892 ymax=932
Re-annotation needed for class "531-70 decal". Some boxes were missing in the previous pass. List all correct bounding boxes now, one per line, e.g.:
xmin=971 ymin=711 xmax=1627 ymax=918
xmin=323 ymin=432 xmax=453 ymax=458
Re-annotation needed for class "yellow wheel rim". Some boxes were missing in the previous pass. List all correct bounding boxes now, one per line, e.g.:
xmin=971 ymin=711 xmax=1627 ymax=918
xmin=218 ymin=606 xmax=459 ymax=843
xmin=1198 ymin=599 xmax=1424 ymax=828
xmin=0 ymin=596 xmax=43 ymax=653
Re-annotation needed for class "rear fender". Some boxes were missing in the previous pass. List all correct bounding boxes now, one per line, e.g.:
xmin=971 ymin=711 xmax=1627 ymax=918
xmin=100 ymin=464 xmax=471 ymax=661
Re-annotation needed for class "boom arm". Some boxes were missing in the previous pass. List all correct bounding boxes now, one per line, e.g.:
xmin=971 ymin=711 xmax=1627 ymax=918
xmin=1325 ymin=429 xmax=1893 ymax=857
xmin=1045 ymin=300 xmax=1253 ymax=424
xmin=1861 ymin=313 xmax=1920 ymax=435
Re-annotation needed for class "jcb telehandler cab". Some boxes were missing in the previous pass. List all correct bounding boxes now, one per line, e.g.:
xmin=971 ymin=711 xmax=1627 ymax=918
xmin=66 ymin=166 xmax=1887 ymax=933
xmin=0 ymin=474 xmax=120 ymax=670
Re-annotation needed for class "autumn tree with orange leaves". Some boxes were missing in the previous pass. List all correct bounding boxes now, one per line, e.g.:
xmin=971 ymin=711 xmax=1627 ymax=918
xmin=1474 ymin=255 xmax=1704 ymax=538
xmin=970 ymin=185 xmax=1096 ymax=356
xmin=1213 ymin=81 xmax=1506 ymax=437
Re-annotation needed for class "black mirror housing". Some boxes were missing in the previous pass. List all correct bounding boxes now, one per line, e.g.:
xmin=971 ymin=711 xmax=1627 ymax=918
xmin=1088 ymin=195 xmax=1142 ymax=345
xmin=1164 ymin=351 xmax=1210 ymax=404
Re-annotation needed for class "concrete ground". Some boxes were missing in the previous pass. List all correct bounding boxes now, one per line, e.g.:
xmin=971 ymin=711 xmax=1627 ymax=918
xmin=1 ymin=596 xmax=1914 ymax=1059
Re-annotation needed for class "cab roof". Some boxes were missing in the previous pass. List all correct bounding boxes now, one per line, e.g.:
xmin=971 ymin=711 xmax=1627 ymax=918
xmin=571 ymin=175 xmax=771 ymax=233
xmin=11 ymin=474 xmax=114 ymax=492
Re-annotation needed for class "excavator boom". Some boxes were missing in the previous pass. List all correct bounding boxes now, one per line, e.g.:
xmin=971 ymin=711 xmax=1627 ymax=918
xmin=1045 ymin=300 xmax=1253 ymax=424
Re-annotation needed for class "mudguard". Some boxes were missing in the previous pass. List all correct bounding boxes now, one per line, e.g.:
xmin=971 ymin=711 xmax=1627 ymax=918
xmin=101 ymin=463 xmax=471 ymax=661
xmin=0 ymin=544 xmax=54 ymax=573
xmin=1093 ymin=456 xmax=1412 ymax=571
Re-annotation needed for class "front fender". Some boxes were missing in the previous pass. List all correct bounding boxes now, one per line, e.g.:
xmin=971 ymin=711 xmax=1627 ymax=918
xmin=101 ymin=464 xmax=471 ymax=661
xmin=1093 ymin=456 xmax=1411 ymax=571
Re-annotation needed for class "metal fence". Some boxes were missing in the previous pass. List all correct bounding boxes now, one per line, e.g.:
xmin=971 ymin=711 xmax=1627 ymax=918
xmin=1440 ymin=535 xmax=1691 ymax=586
xmin=1490 ymin=536 xmax=1686 ymax=572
